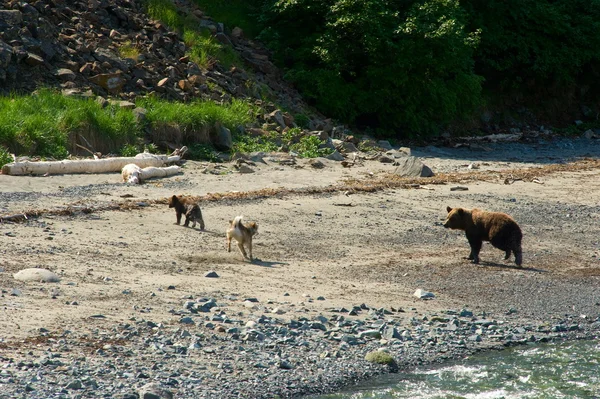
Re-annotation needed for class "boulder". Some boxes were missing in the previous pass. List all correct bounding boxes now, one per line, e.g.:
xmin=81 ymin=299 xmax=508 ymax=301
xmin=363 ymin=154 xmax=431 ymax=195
xmin=138 ymin=383 xmax=173 ymax=399
xmin=13 ymin=268 xmax=60 ymax=283
xmin=212 ymin=124 xmax=232 ymax=151
xmin=89 ymin=72 xmax=126 ymax=92
xmin=393 ymin=156 xmax=434 ymax=177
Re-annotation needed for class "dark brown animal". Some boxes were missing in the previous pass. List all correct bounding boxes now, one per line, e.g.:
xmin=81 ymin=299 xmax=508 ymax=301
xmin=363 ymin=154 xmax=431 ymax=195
xmin=168 ymin=195 xmax=205 ymax=229
xmin=443 ymin=206 xmax=522 ymax=266
xmin=226 ymin=216 xmax=258 ymax=260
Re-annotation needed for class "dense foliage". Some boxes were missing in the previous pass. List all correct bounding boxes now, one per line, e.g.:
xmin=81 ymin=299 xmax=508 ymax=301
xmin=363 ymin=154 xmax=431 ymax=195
xmin=226 ymin=0 xmax=600 ymax=136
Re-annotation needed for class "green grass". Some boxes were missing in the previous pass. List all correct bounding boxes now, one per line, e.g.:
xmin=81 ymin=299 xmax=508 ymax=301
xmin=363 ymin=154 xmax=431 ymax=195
xmin=0 ymin=90 xmax=259 ymax=166
xmin=144 ymin=0 xmax=245 ymax=69
xmin=118 ymin=41 xmax=141 ymax=61
xmin=138 ymin=96 xmax=255 ymax=131
xmin=0 ymin=89 xmax=139 ymax=160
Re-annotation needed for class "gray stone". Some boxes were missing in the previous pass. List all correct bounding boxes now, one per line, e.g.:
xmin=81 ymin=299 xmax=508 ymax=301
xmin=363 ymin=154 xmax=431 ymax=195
xmin=237 ymin=164 xmax=255 ymax=173
xmin=13 ymin=268 xmax=60 ymax=283
xmin=56 ymin=68 xmax=76 ymax=81
xmin=378 ymin=140 xmax=393 ymax=150
xmin=309 ymin=159 xmax=326 ymax=169
xmin=212 ymin=124 xmax=232 ymax=151
xmin=139 ymin=383 xmax=173 ymax=399
xmin=279 ymin=360 xmax=293 ymax=370
xmin=335 ymin=141 xmax=359 ymax=154
xmin=393 ymin=156 xmax=434 ymax=177
xmin=326 ymin=150 xmax=344 ymax=161
xmin=204 ymin=271 xmax=219 ymax=278
xmin=468 ymin=334 xmax=482 ymax=342
xmin=382 ymin=326 xmax=401 ymax=340
xmin=266 ymin=110 xmax=286 ymax=128
xmin=414 ymin=289 xmax=435 ymax=299
xmin=65 ymin=379 xmax=83 ymax=390
xmin=358 ymin=329 xmax=382 ymax=339
xmin=0 ymin=10 xmax=22 ymax=26
xmin=118 ymin=101 xmax=136 ymax=110
xmin=89 ymin=72 xmax=127 ymax=93
xmin=0 ymin=41 xmax=13 ymax=70
xmin=24 ymin=52 xmax=44 ymax=66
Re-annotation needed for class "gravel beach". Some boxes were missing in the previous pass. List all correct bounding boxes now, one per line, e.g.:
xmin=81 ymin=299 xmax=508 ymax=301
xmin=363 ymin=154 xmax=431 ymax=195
xmin=1 ymin=136 xmax=600 ymax=398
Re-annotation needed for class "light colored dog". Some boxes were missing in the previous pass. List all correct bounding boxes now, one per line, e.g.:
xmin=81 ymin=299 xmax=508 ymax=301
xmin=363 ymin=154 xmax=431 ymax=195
xmin=226 ymin=216 xmax=258 ymax=261
xmin=121 ymin=163 xmax=142 ymax=184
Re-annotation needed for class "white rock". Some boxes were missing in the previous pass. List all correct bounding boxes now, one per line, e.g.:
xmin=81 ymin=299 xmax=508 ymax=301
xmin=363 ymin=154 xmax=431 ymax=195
xmin=414 ymin=289 xmax=435 ymax=299
xmin=13 ymin=268 xmax=60 ymax=283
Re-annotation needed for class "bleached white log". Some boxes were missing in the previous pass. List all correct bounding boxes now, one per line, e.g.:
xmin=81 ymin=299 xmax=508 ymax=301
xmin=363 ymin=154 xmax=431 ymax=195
xmin=1 ymin=153 xmax=181 ymax=176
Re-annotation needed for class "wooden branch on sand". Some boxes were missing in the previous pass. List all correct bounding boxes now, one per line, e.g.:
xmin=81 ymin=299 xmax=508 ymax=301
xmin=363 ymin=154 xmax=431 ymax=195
xmin=1 ymin=153 xmax=181 ymax=176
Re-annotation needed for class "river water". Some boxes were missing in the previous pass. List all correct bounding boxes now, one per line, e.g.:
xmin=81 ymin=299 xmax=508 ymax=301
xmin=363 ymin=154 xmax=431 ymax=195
xmin=309 ymin=339 xmax=600 ymax=399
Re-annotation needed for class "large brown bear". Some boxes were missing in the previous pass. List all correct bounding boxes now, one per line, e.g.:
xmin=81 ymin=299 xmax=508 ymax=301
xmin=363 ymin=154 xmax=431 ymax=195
xmin=443 ymin=206 xmax=523 ymax=266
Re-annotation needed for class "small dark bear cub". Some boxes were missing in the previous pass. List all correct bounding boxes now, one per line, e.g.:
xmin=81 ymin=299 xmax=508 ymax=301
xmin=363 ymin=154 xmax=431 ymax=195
xmin=444 ymin=206 xmax=522 ymax=266
xmin=168 ymin=195 xmax=205 ymax=229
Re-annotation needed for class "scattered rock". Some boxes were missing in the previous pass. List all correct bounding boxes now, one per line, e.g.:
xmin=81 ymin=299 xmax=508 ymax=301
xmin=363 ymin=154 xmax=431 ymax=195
xmin=139 ymin=383 xmax=173 ymax=399
xmin=13 ymin=268 xmax=60 ymax=283
xmin=237 ymin=164 xmax=255 ymax=173
xmin=414 ymin=289 xmax=435 ymax=299
xmin=393 ymin=157 xmax=434 ymax=178
xmin=326 ymin=150 xmax=344 ymax=161
xmin=204 ymin=271 xmax=219 ymax=278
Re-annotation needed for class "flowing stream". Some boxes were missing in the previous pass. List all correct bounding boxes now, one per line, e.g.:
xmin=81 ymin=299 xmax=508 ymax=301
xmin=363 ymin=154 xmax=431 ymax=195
xmin=308 ymin=340 xmax=600 ymax=399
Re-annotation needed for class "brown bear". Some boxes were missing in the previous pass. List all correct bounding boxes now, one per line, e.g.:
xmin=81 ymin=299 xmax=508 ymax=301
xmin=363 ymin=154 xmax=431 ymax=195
xmin=443 ymin=206 xmax=522 ymax=266
xmin=168 ymin=195 xmax=205 ymax=229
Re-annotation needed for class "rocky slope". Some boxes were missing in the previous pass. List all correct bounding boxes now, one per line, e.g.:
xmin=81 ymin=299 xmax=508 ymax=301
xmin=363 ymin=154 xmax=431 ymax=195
xmin=0 ymin=0 xmax=327 ymax=129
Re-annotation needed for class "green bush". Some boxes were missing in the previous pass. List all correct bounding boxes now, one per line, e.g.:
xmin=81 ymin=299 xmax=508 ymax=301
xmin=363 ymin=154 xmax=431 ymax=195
xmin=289 ymin=135 xmax=332 ymax=158
xmin=0 ymin=146 xmax=12 ymax=169
xmin=464 ymin=0 xmax=600 ymax=89
xmin=231 ymin=134 xmax=279 ymax=154
xmin=187 ymin=143 xmax=222 ymax=162
xmin=258 ymin=0 xmax=482 ymax=136
xmin=120 ymin=143 xmax=141 ymax=157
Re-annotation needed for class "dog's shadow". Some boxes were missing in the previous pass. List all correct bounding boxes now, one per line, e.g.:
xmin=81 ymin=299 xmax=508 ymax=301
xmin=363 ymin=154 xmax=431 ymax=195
xmin=248 ymin=258 xmax=289 ymax=268
xmin=476 ymin=260 xmax=546 ymax=273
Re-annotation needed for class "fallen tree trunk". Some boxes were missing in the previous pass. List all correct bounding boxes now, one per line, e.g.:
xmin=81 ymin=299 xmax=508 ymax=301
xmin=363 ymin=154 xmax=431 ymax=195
xmin=1 ymin=153 xmax=181 ymax=176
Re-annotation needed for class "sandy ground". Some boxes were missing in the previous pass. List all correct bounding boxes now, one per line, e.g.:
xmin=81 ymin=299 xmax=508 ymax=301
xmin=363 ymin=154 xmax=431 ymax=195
xmin=1 ymin=139 xmax=600 ymax=346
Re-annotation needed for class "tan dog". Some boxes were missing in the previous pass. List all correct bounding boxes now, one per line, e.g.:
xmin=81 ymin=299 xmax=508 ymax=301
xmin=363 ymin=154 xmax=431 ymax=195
xmin=168 ymin=195 xmax=205 ymax=229
xmin=226 ymin=216 xmax=258 ymax=260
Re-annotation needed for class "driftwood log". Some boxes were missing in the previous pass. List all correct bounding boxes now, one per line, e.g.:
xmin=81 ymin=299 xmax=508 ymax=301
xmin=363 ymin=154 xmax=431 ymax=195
xmin=1 ymin=153 xmax=181 ymax=176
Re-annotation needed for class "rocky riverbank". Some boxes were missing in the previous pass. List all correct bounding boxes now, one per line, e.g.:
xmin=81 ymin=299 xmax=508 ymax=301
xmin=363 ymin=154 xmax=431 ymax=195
xmin=1 ymin=138 xmax=600 ymax=398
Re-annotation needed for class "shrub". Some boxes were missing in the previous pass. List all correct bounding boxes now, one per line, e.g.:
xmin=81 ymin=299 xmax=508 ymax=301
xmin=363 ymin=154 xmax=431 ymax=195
xmin=120 ymin=143 xmax=141 ymax=157
xmin=364 ymin=350 xmax=396 ymax=366
xmin=187 ymin=143 xmax=222 ymax=162
xmin=0 ymin=146 xmax=12 ymax=169
xmin=289 ymin=135 xmax=332 ymax=158
xmin=259 ymin=0 xmax=483 ymax=136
